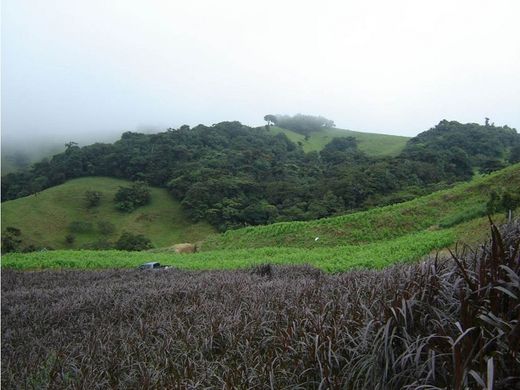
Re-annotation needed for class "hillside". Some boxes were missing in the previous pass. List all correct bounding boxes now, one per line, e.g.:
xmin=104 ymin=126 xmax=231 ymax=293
xmin=268 ymin=126 xmax=410 ymax=156
xmin=203 ymin=164 xmax=520 ymax=251
xmin=1 ymin=177 xmax=215 ymax=250
xmin=4 ymin=165 xmax=518 ymax=272
xmin=3 ymin=120 xmax=518 ymax=231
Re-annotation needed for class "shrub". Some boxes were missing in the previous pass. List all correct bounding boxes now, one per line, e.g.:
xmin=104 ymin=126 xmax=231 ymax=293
xmin=1 ymin=227 xmax=22 ymax=253
xmin=84 ymin=190 xmax=102 ymax=208
xmin=115 ymin=232 xmax=153 ymax=251
xmin=65 ymin=234 xmax=76 ymax=244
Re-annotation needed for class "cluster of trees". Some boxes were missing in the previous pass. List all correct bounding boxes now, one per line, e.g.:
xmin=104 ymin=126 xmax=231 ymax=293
xmin=264 ymin=114 xmax=335 ymax=135
xmin=114 ymin=182 xmax=151 ymax=212
xmin=2 ymin=120 xmax=519 ymax=231
xmin=402 ymin=120 xmax=520 ymax=173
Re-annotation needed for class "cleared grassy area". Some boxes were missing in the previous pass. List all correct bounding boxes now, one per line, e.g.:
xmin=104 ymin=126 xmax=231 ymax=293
xmin=268 ymin=126 xmax=410 ymax=156
xmin=2 ymin=229 xmax=454 ymax=272
xmin=1 ymin=177 xmax=215 ymax=249
xmin=203 ymin=164 xmax=520 ymax=250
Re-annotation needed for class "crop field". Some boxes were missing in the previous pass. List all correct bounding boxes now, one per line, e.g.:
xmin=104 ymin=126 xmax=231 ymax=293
xmin=204 ymin=164 xmax=520 ymax=251
xmin=268 ymin=126 xmax=410 ymax=156
xmin=2 ymin=229 xmax=454 ymax=272
xmin=2 ymin=221 xmax=519 ymax=389
xmin=1 ymin=177 xmax=215 ymax=249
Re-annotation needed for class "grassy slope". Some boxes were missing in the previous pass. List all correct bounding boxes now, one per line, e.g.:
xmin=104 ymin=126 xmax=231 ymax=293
xmin=268 ymin=126 xmax=410 ymax=156
xmin=3 ymin=166 xmax=518 ymax=271
xmin=3 ymin=229 xmax=454 ymax=272
xmin=1 ymin=177 xmax=215 ymax=249
xmin=203 ymin=164 xmax=520 ymax=250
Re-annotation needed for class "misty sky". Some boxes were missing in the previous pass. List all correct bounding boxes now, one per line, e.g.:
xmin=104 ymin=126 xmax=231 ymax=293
xmin=2 ymin=0 xmax=520 ymax=148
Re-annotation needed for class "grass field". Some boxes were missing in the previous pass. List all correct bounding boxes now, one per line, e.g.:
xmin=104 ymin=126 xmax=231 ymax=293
xmin=2 ymin=228 xmax=454 ymax=272
xmin=0 ymin=177 xmax=215 ymax=249
xmin=268 ymin=126 xmax=410 ymax=156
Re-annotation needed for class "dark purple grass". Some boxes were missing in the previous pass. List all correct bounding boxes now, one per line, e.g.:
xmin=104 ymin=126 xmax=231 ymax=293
xmin=2 ymin=220 xmax=519 ymax=389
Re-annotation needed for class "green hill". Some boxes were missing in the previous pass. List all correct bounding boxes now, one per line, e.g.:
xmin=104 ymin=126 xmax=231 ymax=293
xmin=203 ymin=164 xmax=520 ymax=251
xmin=1 ymin=177 xmax=215 ymax=249
xmin=268 ymin=126 xmax=410 ymax=156
xmin=3 ymin=166 xmax=518 ymax=272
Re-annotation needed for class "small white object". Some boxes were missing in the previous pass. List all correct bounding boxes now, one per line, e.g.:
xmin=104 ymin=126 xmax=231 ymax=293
xmin=314 ymin=237 xmax=319 ymax=241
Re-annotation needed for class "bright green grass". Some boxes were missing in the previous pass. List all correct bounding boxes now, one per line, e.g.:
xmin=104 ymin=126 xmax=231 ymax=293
xmin=268 ymin=126 xmax=410 ymax=157
xmin=1 ymin=229 xmax=455 ymax=272
xmin=1 ymin=177 xmax=215 ymax=249
xmin=203 ymin=164 xmax=520 ymax=251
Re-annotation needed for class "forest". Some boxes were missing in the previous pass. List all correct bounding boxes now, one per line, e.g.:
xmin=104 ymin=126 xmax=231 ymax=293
xmin=2 ymin=118 xmax=519 ymax=231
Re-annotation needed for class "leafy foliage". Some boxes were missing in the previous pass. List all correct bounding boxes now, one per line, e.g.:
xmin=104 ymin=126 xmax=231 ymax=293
xmin=84 ymin=190 xmax=102 ymax=208
xmin=204 ymin=164 xmax=520 ymax=250
xmin=115 ymin=232 xmax=153 ymax=251
xmin=1 ymin=227 xmax=22 ymax=253
xmin=2 ymin=221 xmax=519 ymax=388
xmin=114 ymin=181 xmax=151 ymax=212
xmin=2 ymin=120 xmax=519 ymax=230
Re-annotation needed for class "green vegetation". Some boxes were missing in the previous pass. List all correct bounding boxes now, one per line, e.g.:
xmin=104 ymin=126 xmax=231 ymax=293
xmin=203 ymin=164 xmax=520 ymax=250
xmin=2 ymin=229 xmax=454 ymax=272
xmin=113 ymin=181 xmax=151 ymax=212
xmin=3 ymin=165 xmax=519 ymax=271
xmin=0 ymin=177 xmax=215 ymax=250
xmin=4 ymin=221 xmax=518 ymax=388
xmin=268 ymin=125 xmax=409 ymax=156
xmin=4 ymin=120 xmax=518 ymax=231
xmin=265 ymin=113 xmax=335 ymax=135
xmin=115 ymin=232 xmax=153 ymax=251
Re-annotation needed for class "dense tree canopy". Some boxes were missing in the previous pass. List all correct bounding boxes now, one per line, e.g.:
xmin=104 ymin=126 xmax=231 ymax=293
xmin=2 ymin=120 xmax=519 ymax=231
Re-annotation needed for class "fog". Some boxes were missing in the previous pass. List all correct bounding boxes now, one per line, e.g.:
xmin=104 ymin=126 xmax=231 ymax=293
xmin=2 ymin=0 xmax=520 ymax=152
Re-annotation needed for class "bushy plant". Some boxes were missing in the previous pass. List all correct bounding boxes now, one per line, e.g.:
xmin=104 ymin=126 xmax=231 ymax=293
xmin=1 ymin=227 xmax=22 ymax=253
xmin=84 ymin=190 xmax=102 ymax=208
xmin=115 ymin=232 xmax=152 ymax=251
xmin=114 ymin=181 xmax=151 ymax=212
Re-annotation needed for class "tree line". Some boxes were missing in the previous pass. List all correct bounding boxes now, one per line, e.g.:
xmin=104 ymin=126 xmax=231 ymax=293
xmin=2 ymin=119 xmax=519 ymax=231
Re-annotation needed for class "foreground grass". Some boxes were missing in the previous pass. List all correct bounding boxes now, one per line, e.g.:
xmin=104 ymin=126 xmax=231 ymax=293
xmin=2 ymin=229 xmax=454 ymax=272
xmin=2 ymin=221 xmax=518 ymax=389
xmin=1 ymin=177 xmax=215 ymax=249
xmin=268 ymin=126 xmax=410 ymax=156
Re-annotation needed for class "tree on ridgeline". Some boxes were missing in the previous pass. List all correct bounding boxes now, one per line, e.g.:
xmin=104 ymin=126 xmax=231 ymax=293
xmin=264 ymin=114 xmax=277 ymax=126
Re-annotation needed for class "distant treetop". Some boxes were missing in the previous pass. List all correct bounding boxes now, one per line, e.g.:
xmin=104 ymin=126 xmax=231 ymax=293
xmin=265 ymin=114 xmax=335 ymax=135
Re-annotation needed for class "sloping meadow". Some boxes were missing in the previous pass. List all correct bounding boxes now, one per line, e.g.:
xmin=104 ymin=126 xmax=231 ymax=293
xmin=2 ymin=220 xmax=519 ymax=389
